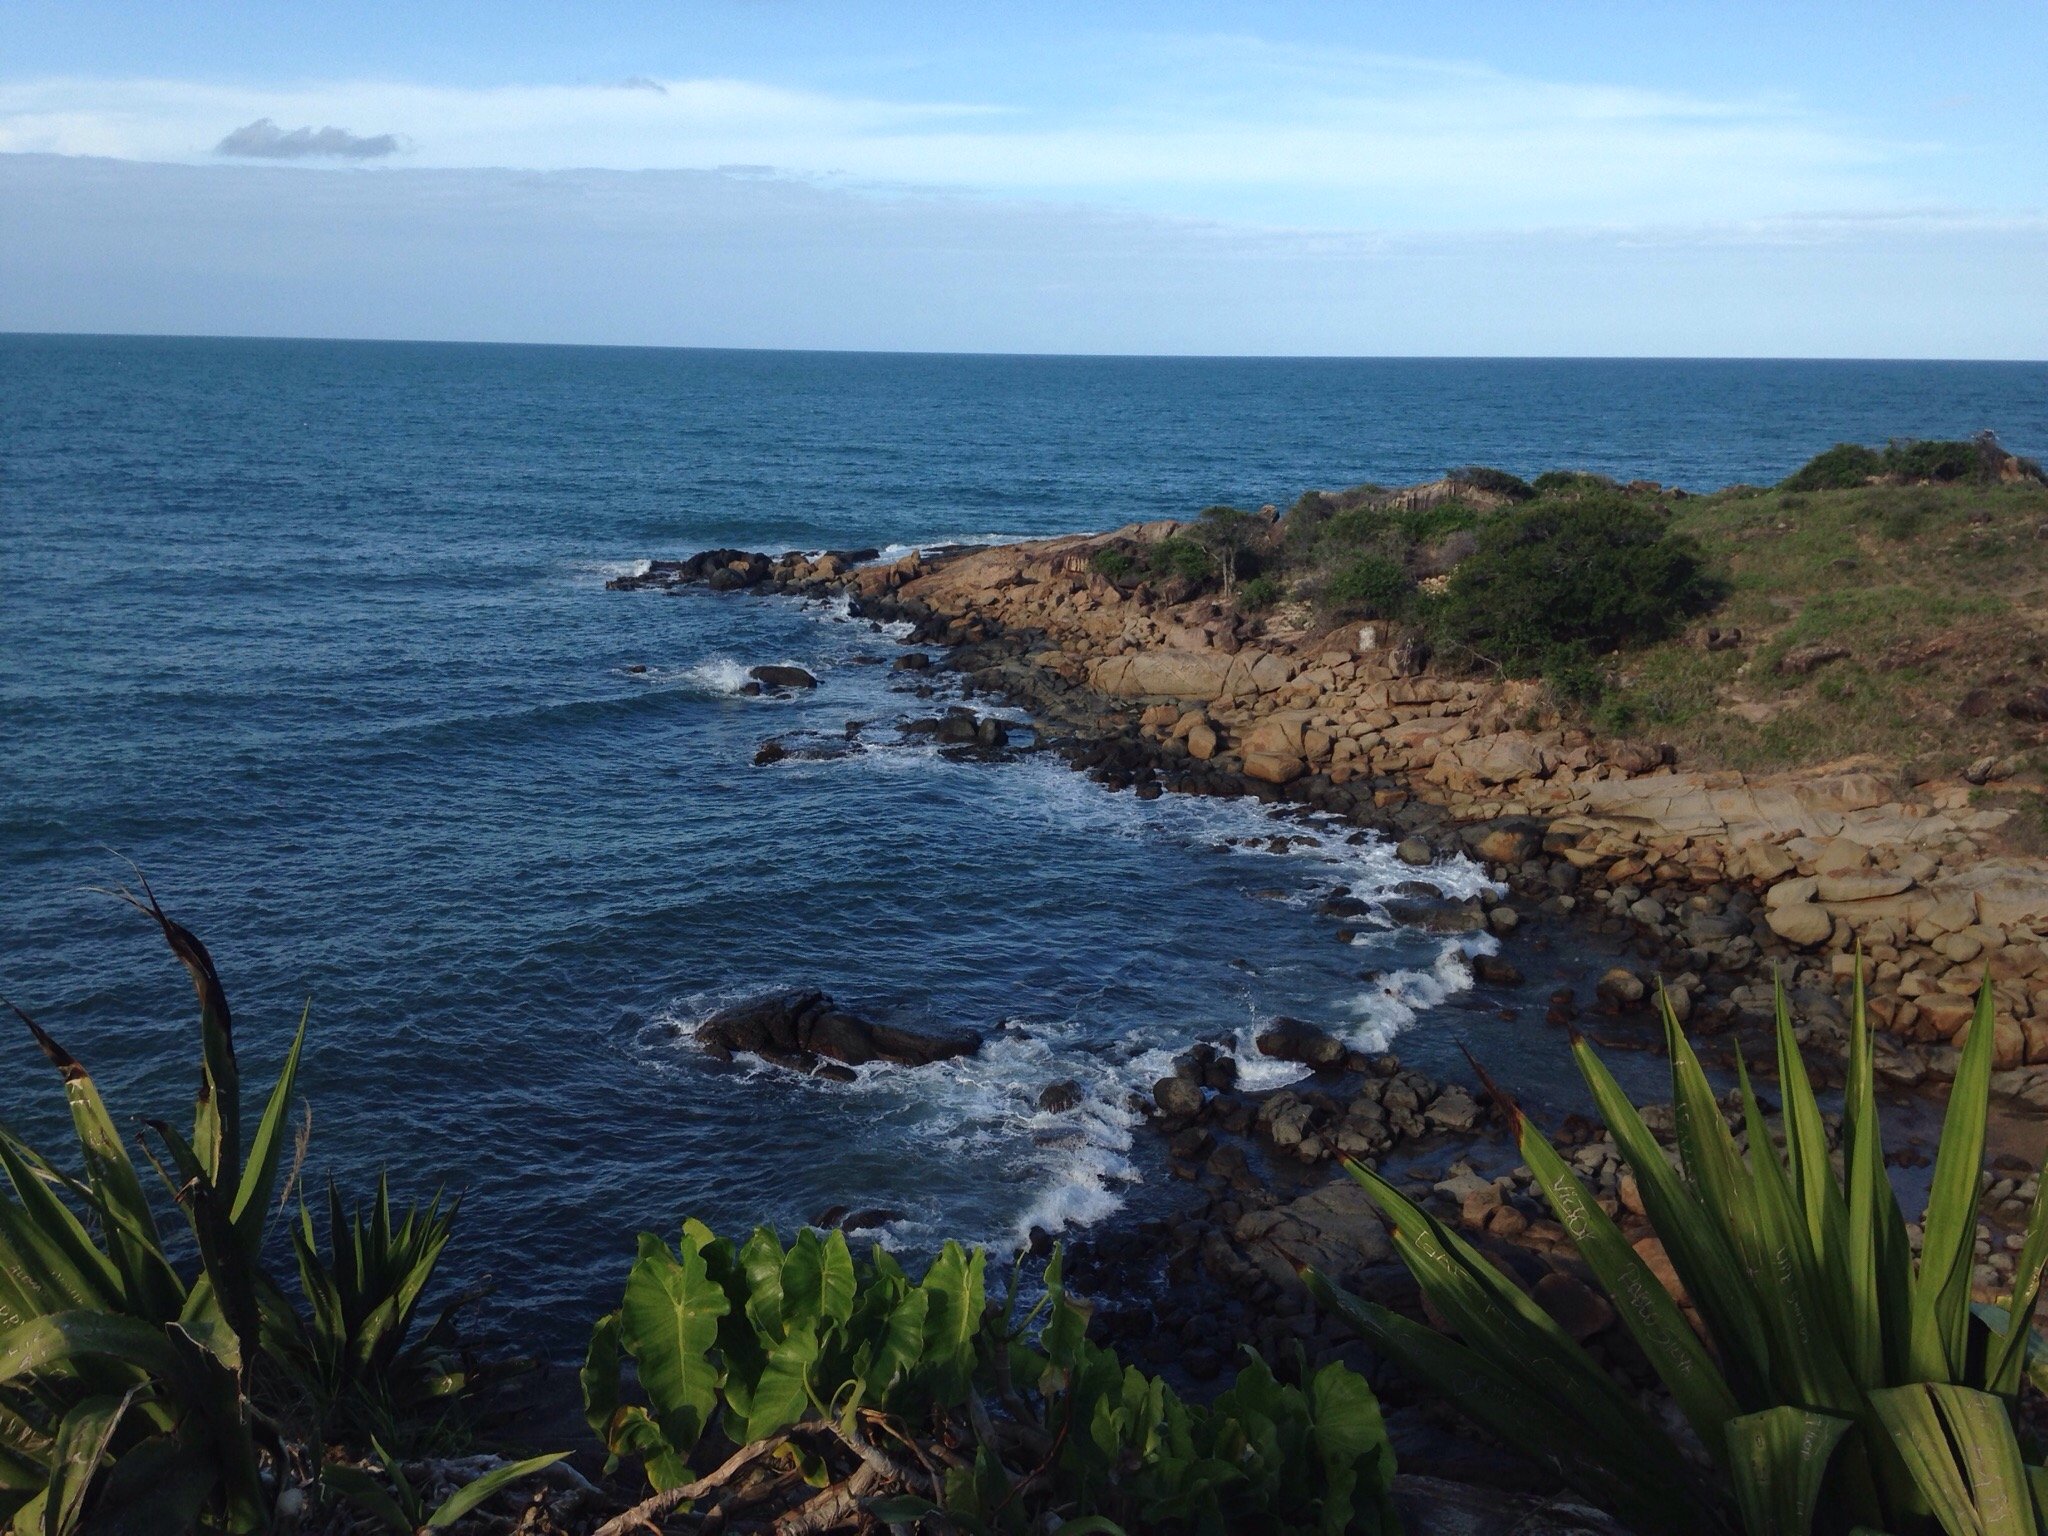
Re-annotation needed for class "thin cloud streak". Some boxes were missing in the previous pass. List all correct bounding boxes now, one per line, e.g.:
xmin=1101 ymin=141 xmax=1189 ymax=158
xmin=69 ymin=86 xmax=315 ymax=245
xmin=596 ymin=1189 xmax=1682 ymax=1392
xmin=0 ymin=47 xmax=1915 ymax=231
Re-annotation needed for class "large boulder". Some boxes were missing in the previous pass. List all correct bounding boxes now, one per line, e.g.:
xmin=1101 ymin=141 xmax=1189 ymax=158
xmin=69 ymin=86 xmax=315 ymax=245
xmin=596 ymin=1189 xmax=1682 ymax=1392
xmin=1458 ymin=817 xmax=1547 ymax=866
xmin=1242 ymin=751 xmax=1305 ymax=785
xmin=696 ymin=989 xmax=979 ymax=1071
xmin=749 ymin=664 xmax=819 ymax=689
xmin=1256 ymin=1017 xmax=1349 ymax=1070
xmin=1232 ymin=1178 xmax=1393 ymax=1290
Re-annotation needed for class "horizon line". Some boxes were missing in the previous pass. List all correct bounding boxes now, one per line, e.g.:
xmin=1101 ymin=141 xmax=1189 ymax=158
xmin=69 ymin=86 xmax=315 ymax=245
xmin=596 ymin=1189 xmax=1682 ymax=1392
xmin=4 ymin=329 xmax=2045 ymax=366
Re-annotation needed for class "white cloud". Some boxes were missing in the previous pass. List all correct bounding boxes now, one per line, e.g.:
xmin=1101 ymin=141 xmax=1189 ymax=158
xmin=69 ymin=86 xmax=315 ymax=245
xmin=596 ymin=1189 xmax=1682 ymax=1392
xmin=0 ymin=44 xmax=1913 ymax=231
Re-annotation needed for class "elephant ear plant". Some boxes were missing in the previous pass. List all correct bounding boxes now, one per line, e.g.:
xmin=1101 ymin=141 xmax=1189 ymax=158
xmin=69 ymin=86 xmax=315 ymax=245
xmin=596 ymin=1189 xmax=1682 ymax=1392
xmin=0 ymin=887 xmax=556 ymax=1534
xmin=585 ymin=1221 xmax=1400 ymax=1534
xmin=1310 ymin=969 xmax=2048 ymax=1536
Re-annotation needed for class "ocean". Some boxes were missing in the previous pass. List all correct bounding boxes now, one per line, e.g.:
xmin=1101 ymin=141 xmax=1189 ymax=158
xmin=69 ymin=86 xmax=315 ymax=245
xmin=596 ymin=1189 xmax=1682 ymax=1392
xmin=4 ymin=334 xmax=2043 ymax=1352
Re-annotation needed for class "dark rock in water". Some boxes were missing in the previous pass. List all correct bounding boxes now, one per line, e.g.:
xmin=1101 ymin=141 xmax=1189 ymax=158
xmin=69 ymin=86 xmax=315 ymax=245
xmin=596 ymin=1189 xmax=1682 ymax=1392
xmin=1152 ymin=1074 xmax=1205 ymax=1118
xmin=813 ymin=1204 xmax=849 ymax=1229
xmin=753 ymin=741 xmax=788 ymax=766
xmin=894 ymin=652 xmax=932 ymax=671
xmin=1038 ymin=1079 xmax=1084 ymax=1113
xmin=1027 ymin=1225 xmax=1055 ymax=1257
xmin=696 ymin=989 xmax=979 ymax=1070
xmin=624 ymin=663 xmax=648 ymax=674
xmin=1255 ymin=1017 xmax=1348 ymax=1070
xmin=740 ymin=681 xmax=764 ymax=696
xmin=749 ymin=664 xmax=818 ymax=690
xmin=1472 ymin=953 xmax=1523 ymax=986
xmin=975 ymin=716 xmax=1009 ymax=749
xmin=840 ymin=1208 xmax=902 ymax=1233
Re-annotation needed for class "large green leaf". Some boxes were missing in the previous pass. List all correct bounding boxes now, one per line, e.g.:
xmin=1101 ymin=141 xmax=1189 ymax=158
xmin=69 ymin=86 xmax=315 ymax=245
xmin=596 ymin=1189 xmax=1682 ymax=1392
xmin=8 ymin=1011 xmax=180 ymax=1325
xmin=39 ymin=1389 xmax=137 ymax=1536
xmin=1723 ymin=1406 xmax=1851 ymax=1536
xmin=917 ymin=1241 xmax=985 ymax=1406
xmin=1309 ymin=1274 xmax=1728 ymax=1536
xmin=425 ymin=1452 xmax=565 ymax=1528
xmin=226 ymin=1003 xmax=307 ymax=1255
xmin=1575 ymin=1033 xmax=1773 ymax=1402
xmin=0 ymin=1314 xmax=177 ymax=1385
xmin=618 ymin=1231 xmax=729 ymax=1457
xmin=1911 ymin=976 xmax=1998 ymax=1384
xmin=1338 ymin=1158 xmax=1697 ymax=1490
xmin=1508 ymin=1089 xmax=1740 ymax=1451
xmin=1870 ymin=1382 xmax=2035 ymax=1536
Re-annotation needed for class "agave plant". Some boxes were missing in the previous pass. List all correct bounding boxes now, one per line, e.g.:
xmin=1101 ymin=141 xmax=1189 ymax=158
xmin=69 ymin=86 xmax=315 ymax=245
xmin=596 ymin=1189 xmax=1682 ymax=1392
xmin=1309 ymin=969 xmax=2048 ymax=1536
xmin=0 ymin=889 xmax=526 ymax=1533
xmin=277 ymin=1175 xmax=473 ymax=1445
xmin=0 ymin=887 xmax=308 ymax=1533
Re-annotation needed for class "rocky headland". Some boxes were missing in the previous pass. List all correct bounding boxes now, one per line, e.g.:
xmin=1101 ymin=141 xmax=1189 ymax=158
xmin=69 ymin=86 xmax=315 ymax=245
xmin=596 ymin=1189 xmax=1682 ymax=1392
xmin=608 ymin=471 xmax=2048 ymax=1518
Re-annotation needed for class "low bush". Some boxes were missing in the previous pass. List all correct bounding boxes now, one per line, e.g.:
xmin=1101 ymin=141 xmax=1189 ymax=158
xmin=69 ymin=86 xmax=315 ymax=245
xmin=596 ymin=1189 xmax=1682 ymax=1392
xmin=1089 ymin=548 xmax=1135 ymax=581
xmin=1448 ymin=465 xmax=1535 ymax=502
xmin=1529 ymin=469 xmax=1620 ymax=497
xmin=1324 ymin=554 xmax=1412 ymax=618
xmin=1238 ymin=574 xmax=1284 ymax=611
xmin=1780 ymin=442 xmax=1884 ymax=491
xmin=1430 ymin=495 xmax=1722 ymax=673
xmin=1150 ymin=535 xmax=1215 ymax=584
xmin=586 ymin=1225 xmax=1398 ymax=1533
xmin=1784 ymin=434 xmax=2035 ymax=491
xmin=1313 ymin=974 xmax=2048 ymax=1536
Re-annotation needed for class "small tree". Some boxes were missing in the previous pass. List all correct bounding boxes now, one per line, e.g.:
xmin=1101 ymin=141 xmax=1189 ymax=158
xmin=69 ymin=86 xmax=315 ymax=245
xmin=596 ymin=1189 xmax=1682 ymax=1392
xmin=1191 ymin=504 xmax=1255 ymax=598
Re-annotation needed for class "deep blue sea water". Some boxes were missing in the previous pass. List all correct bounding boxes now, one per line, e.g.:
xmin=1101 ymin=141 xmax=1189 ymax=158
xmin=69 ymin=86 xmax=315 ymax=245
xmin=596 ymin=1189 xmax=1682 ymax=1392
xmin=4 ymin=335 xmax=2045 ymax=1354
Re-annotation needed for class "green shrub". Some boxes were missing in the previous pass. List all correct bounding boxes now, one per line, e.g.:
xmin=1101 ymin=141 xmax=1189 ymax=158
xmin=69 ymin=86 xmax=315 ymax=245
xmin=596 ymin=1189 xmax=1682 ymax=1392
xmin=1448 ymin=465 xmax=1536 ymax=502
xmin=1239 ymin=574 xmax=1284 ymax=611
xmin=1313 ymin=975 xmax=2048 ymax=1536
xmin=586 ymin=1225 xmax=1398 ymax=1533
xmin=1529 ymin=469 xmax=1621 ymax=497
xmin=1541 ymin=643 xmax=1607 ymax=708
xmin=1781 ymin=442 xmax=1884 ymax=491
xmin=1324 ymin=555 xmax=1412 ymax=618
xmin=1431 ymin=495 xmax=1722 ymax=673
xmin=1150 ymin=535 xmax=1214 ymax=583
xmin=1090 ymin=548 xmax=1135 ymax=581
xmin=1785 ymin=436 xmax=2020 ymax=491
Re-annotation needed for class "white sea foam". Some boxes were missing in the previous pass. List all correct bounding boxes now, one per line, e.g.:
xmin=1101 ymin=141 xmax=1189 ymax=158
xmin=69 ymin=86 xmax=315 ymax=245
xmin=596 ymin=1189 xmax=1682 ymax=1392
xmin=685 ymin=657 xmax=755 ymax=694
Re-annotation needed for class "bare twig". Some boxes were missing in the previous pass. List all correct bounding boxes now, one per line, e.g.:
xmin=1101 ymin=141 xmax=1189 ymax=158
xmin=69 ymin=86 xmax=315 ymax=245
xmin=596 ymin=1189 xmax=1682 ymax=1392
xmin=589 ymin=1436 xmax=788 ymax=1536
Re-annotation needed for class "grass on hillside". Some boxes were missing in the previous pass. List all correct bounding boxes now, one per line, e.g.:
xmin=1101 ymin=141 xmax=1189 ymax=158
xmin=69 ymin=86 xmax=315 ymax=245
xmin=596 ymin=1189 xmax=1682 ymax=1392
xmin=1596 ymin=479 xmax=2048 ymax=780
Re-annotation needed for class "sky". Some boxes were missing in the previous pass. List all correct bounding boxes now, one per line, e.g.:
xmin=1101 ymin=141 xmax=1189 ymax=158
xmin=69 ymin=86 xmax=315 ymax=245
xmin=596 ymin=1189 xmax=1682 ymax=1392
xmin=2 ymin=1 xmax=2044 ymax=356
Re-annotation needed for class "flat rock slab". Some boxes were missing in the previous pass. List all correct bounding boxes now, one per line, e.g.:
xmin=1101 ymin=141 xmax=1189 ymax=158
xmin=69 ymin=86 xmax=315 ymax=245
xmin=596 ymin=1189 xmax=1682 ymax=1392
xmin=696 ymin=988 xmax=980 ymax=1072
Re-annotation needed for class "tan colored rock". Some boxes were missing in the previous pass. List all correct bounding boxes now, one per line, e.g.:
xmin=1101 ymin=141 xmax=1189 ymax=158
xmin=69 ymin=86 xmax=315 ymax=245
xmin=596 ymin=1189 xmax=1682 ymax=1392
xmin=1916 ymin=993 xmax=1975 ymax=1037
xmin=1186 ymin=722 xmax=1218 ymax=760
xmin=1767 ymin=902 xmax=1834 ymax=948
xmin=1816 ymin=870 xmax=1914 ymax=903
xmin=1766 ymin=876 xmax=1820 ymax=910
xmin=1241 ymin=751 xmax=1305 ymax=785
xmin=1240 ymin=710 xmax=1312 ymax=758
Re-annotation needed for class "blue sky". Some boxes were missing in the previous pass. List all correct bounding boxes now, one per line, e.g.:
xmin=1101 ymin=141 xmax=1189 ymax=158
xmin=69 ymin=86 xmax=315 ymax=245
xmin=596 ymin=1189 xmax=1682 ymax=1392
xmin=2 ymin=1 xmax=2044 ymax=354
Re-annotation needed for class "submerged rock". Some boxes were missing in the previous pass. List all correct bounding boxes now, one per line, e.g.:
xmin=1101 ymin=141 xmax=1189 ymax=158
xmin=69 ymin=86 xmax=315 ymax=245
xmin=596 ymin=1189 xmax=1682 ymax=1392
xmin=695 ymin=988 xmax=980 ymax=1071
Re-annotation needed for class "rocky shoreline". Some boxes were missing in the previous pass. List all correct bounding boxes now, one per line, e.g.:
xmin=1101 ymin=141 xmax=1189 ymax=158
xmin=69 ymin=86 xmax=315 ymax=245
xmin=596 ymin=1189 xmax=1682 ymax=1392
xmin=609 ymin=524 xmax=2048 ymax=1523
